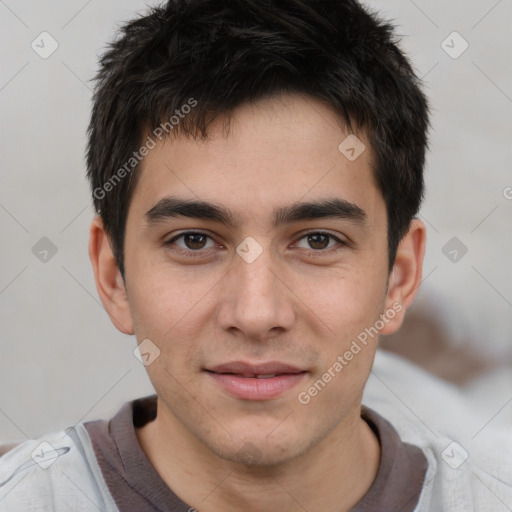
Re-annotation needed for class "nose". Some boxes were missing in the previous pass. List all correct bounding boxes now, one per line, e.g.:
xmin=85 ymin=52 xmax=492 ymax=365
xmin=216 ymin=241 xmax=295 ymax=341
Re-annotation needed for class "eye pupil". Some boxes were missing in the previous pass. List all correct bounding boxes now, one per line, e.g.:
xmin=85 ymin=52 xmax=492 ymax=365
xmin=308 ymin=234 xmax=329 ymax=250
xmin=185 ymin=233 xmax=207 ymax=250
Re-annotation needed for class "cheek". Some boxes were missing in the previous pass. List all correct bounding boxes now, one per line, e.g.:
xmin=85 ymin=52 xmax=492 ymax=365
xmin=292 ymin=266 xmax=386 ymax=398
xmin=294 ymin=266 xmax=387 ymax=338
xmin=126 ymin=260 xmax=226 ymax=378
xmin=127 ymin=250 xmax=217 ymax=333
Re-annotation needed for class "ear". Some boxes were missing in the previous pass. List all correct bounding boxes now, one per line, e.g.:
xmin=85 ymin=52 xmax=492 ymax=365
xmin=380 ymin=218 xmax=426 ymax=335
xmin=88 ymin=215 xmax=134 ymax=335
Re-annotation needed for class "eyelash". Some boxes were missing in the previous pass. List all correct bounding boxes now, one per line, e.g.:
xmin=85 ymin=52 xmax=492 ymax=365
xmin=164 ymin=230 xmax=347 ymax=258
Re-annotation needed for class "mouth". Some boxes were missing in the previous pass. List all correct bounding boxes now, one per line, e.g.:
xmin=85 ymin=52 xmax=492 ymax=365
xmin=207 ymin=372 xmax=296 ymax=379
xmin=204 ymin=361 xmax=308 ymax=400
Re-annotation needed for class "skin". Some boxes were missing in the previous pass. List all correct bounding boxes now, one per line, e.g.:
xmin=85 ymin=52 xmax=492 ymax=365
xmin=89 ymin=92 xmax=426 ymax=512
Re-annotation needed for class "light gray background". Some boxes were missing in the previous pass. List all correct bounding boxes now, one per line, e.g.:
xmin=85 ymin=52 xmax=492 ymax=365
xmin=0 ymin=0 xmax=511 ymax=442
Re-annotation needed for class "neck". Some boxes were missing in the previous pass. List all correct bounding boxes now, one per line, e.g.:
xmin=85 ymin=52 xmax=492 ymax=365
xmin=136 ymin=398 xmax=381 ymax=512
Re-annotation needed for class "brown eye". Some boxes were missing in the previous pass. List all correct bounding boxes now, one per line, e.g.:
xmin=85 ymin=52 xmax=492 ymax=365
xmin=165 ymin=231 xmax=216 ymax=252
xmin=295 ymin=232 xmax=343 ymax=251
xmin=183 ymin=233 xmax=208 ymax=250
xmin=307 ymin=233 xmax=330 ymax=250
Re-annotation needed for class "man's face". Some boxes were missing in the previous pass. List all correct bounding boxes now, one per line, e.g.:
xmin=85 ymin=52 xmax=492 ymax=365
xmin=122 ymin=93 xmax=393 ymax=465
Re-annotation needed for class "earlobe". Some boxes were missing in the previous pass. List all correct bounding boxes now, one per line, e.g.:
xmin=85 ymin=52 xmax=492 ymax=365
xmin=88 ymin=215 xmax=134 ymax=335
xmin=380 ymin=219 xmax=426 ymax=335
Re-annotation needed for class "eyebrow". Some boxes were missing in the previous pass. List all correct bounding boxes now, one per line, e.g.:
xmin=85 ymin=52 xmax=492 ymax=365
xmin=144 ymin=196 xmax=367 ymax=229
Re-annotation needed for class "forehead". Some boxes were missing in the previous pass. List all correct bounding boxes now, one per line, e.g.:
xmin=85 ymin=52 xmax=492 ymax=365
xmin=129 ymin=93 xmax=382 ymax=226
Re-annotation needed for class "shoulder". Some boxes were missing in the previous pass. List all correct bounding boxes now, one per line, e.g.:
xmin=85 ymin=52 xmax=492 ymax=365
xmin=365 ymin=350 xmax=512 ymax=511
xmin=0 ymin=423 xmax=118 ymax=511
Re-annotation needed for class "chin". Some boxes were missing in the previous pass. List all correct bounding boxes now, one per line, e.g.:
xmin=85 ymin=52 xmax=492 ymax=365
xmin=206 ymin=427 xmax=311 ymax=468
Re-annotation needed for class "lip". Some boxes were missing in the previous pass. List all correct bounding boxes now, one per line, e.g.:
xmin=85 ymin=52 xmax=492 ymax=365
xmin=205 ymin=361 xmax=307 ymax=401
xmin=206 ymin=361 xmax=305 ymax=375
